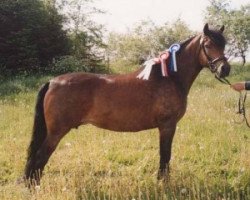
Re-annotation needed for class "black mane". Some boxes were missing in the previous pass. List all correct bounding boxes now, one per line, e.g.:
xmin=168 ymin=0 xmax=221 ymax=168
xmin=177 ymin=36 xmax=196 ymax=53
xmin=180 ymin=36 xmax=196 ymax=48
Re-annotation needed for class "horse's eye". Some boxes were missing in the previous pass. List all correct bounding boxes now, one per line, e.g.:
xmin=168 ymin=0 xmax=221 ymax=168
xmin=204 ymin=44 xmax=211 ymax=49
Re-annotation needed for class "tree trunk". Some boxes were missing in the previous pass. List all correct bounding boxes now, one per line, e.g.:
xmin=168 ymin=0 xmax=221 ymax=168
xmin=242 ymin=55 xmax=246 ymax=66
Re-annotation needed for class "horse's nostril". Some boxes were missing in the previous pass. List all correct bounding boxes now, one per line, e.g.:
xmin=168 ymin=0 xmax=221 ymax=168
xmin=221 ymin=65 xmax=230 ymax=76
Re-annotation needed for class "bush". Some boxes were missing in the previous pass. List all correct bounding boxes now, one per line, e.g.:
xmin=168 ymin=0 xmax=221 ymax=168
xmin=50 ymin=56 xmax=107 ymax=74
xmin=50 ymin=56 xmax=90 ymax=74
xmin=0 ymin=0 xmax=70 ymax=73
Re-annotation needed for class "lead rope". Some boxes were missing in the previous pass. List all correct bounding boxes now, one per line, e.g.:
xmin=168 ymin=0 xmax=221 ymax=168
xmin=215 ymin=76 xmax=250 ymax=128
xmin=238 ymin=92 xmax=250 ymax=128
xmin=215 ymin=76 xmax=231 ymax=86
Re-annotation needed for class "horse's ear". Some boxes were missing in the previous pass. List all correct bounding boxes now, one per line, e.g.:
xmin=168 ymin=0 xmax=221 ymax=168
xmin=219 ymin=25 xmax=225 ymax=33
xmin=203 ymin=23 xmax=210 ymax=36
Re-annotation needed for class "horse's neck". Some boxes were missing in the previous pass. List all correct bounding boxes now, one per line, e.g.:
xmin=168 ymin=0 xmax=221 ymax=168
xmin=174 ymin=35 xmax=203 ymax=95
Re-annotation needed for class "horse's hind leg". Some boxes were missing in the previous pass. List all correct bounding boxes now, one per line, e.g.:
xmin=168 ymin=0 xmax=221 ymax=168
xmin=26 ymin=127 xmax=69 ymax=185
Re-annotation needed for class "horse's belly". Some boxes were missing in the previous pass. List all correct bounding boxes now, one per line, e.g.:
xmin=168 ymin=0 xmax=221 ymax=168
xmin=89 ymin=120 xmax=156 ymax=132
xmin=85 ymin=108 xmax=157 ymax=132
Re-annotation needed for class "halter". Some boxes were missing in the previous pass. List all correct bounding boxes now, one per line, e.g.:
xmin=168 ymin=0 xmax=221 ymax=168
xmin=199 ymin=36 xmax=231 ymax=85
xmin=200 ymin=36 xmax=227 ymax=73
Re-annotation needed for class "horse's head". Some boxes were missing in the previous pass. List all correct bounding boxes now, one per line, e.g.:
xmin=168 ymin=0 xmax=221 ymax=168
xmin=199 ymin=23 xmax=230 ymax=78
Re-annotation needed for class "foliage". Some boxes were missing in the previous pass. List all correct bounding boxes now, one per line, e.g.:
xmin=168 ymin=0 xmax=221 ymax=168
xmin=55 ymin=0 xmax=106 ymax=73
xmin=0 ymin=0 xmax=107 ymax=74
xmin=0 ymin=0 xmax=70 ymax=73
xmin=205 ymin=0 xmax=250 ymax=65
xmin=51 ymin=55 xmax=107 ymax=74
xmin=106 ymin=19 xmax=194 ymax=71
xmin=51 ymin=56 xmax=91 ymax=74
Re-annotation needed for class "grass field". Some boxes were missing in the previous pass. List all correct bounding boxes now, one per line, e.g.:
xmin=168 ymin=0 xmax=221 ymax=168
xmin=0 ymin=65 xmax=250 ymax=199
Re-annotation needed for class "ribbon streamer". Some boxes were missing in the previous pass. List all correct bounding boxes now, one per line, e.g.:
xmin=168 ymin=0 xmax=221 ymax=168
xmin=160 ymin=52 xmax=169 ymax=77
xmin=137 ymin=43 xmax=180 ymax=80
xmin=136 ymin=59 xmax=155 ymax=80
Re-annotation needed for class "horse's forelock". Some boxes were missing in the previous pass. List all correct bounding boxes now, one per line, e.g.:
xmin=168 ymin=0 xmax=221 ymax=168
xmin=207 ymin=29 xmax=226 ymax=48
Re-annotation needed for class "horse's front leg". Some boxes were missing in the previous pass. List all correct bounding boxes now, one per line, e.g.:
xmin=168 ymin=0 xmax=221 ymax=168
xmin=158 ymin=122 xmax=177 ymax=180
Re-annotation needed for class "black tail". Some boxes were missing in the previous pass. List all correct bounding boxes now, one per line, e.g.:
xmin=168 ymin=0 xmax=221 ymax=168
xmin=25 ymin=82 xmax=50 ymax=177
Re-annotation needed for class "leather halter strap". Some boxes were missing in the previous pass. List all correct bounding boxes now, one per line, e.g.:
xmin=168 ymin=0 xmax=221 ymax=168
xmin=198 ymin=36 xmax=231 ymax=86
xmin=201 ymin=39 xmax=227 ymax=73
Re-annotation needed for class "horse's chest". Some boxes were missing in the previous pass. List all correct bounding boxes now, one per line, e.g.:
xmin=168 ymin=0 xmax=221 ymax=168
xmin=154 ymin=93 xmax=187 ymax=122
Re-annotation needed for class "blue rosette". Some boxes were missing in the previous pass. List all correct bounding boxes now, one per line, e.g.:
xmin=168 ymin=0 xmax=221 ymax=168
xmin=169 ymin=43 xmax=181 ymax=72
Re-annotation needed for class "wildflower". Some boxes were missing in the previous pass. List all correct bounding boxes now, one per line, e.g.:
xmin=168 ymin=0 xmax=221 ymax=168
xmin=35 ymin=185 xmax=41 ymax=191
xmin=65 ymin=142 xmax=72 ymax=147
xmin=181 ymin=188 xmax=187 ymax=195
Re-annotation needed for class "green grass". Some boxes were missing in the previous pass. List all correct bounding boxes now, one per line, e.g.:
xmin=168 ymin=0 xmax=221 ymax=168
xmin=0 ymin=65 xmax=250 ymax=199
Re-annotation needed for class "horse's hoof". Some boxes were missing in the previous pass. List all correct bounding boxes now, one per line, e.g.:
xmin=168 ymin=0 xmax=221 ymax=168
xmin=16 ymin=176 xmax=40 ymax=189
xmin=157 ymin=169 xmax=170 ymax=181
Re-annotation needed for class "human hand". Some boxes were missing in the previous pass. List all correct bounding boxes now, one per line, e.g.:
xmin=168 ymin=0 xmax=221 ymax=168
xmin=231 ymin=82 xmax=245 ymax=92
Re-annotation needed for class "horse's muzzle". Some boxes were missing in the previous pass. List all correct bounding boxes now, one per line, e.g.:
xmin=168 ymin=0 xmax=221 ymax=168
xmin=217 ymin=64 xmax=230 ymax=78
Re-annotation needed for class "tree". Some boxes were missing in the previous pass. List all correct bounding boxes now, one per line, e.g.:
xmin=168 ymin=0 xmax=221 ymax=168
xmin=205 ymin=0 xmax=250 ymax=65
xmin=107 ymin=19 xmax=194 ymax=68
xmin=227 ymin=6 xmax=250 ymax=65
xmin=55 ymin=0 xmax=106 ymax=72
xmin=0 ymin=0 xmax=70 ymax=73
